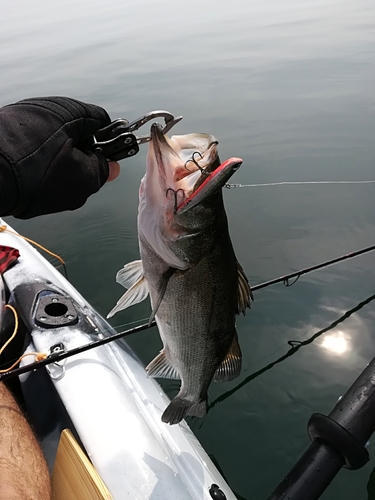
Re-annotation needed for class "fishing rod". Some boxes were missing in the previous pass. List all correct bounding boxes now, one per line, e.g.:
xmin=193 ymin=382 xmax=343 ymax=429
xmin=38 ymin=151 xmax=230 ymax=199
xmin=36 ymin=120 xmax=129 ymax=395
xmin=0 ymin=320 xmax=156 ymax=382
xmin=208 ymin=292 xmax=375 ymax=411
xmin=0 ymin=243 xmax=374 ymax=382
xmin=251 ymin=243 xmax=375 ymax=291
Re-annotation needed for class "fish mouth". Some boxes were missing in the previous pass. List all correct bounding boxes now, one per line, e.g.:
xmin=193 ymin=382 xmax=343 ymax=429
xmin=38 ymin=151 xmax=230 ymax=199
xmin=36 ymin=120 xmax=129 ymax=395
xmin=176 ymin=157 xmax=242 ymax=214
xmin=149 ymin=124 xmax=240 ymax=211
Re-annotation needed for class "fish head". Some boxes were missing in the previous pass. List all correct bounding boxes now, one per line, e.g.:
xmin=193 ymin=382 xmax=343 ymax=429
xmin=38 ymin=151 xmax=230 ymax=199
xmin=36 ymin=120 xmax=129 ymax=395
xmin=138 ymin=123 xmax=242 ymax=268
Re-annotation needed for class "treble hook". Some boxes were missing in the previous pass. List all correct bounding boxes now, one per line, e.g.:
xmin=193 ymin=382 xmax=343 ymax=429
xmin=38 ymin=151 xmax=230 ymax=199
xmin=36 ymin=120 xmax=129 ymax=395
xmin=166 ymin=187 xmax=184 ymax=212
xmin=184 ymin=151 xmax=208 ymax=175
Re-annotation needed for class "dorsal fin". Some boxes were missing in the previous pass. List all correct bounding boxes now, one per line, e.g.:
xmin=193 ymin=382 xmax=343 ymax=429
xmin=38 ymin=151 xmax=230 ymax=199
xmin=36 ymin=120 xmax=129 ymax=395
xmin=213 ymin=333 xmax=242 ymax=382
xmin=237 ymin=260 xmax=253 ymax=315
xmin=146 ymin=350 xmax=180 ymax=379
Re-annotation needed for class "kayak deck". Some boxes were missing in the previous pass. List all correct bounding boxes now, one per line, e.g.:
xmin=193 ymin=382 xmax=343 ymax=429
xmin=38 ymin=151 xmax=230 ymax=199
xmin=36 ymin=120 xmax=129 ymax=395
xmin=0 ymin=218 xmax=236 ymax=500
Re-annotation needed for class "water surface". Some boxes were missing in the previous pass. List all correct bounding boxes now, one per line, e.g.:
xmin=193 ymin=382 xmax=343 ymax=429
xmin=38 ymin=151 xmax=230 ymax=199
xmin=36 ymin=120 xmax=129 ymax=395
xmin=2 ymin=1 xmax=375 ymax=498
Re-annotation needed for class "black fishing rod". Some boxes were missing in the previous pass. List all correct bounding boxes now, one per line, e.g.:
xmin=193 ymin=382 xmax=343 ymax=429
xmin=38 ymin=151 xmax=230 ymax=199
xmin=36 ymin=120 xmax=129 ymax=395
xmin=208 ymin=292 xmax=375 ymax=411
xmin=0 ymin=320 xmax=156 ymax=382
xmin=0 ymin=243 xmax=374 ymax=383
xmin=260 ymin=245 xmax=375 ymax=499
xmin=252 ymin=243 xmax=375 ymax=291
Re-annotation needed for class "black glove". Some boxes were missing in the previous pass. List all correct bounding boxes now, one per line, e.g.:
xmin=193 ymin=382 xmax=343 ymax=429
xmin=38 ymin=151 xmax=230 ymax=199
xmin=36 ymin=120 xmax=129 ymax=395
xmin=0 ymin=96 xmax=111 ymax=219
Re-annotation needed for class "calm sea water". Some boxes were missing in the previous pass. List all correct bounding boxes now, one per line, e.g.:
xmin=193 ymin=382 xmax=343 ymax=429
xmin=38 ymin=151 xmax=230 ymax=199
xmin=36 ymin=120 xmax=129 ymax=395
xmin=2 ymin=1 xmax=375 ymax=498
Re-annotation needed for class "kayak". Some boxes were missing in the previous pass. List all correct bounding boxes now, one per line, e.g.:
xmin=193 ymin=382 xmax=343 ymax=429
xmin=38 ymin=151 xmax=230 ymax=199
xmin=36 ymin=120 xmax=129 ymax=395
xmin=0 ymin=218 xmax=236 ymax=500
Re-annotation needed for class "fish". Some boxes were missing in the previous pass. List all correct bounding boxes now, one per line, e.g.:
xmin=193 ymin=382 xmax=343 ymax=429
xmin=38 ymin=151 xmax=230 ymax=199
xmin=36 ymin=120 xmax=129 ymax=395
xmin=108 ymin=123 xmax=252 ymax=424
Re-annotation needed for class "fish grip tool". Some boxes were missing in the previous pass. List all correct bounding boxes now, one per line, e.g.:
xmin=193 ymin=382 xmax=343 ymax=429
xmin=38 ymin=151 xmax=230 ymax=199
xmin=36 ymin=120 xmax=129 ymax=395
xmin=90 ymin=110 xmax=183 ymax=161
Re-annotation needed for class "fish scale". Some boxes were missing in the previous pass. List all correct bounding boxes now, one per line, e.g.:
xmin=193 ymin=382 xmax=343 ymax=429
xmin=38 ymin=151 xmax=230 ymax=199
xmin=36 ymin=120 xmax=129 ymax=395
xmin=108 ymin=123 xmax=252 ymax=424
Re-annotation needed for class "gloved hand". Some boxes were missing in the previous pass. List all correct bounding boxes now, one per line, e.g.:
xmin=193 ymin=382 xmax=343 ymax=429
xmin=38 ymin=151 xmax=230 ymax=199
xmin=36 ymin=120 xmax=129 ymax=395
xmin=0 ymin=96 xmax=120 ymax=219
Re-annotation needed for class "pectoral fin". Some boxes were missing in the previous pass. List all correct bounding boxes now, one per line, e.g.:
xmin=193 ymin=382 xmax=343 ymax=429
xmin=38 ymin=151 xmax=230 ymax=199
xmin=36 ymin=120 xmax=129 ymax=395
xmin=237 ymin=260 xmax=253 ymax=315
xmin=146 ymin=349 xmax=180 ymax=379
xmin=213 ymin=333 xmax=242 ymax=382
xmin=107 ymin=260 xmax=149 ymax=318
xmin=116 ymin=260 xmax=144 ymax=288
xmin=148 ymin=267 xmax=175 ymax=326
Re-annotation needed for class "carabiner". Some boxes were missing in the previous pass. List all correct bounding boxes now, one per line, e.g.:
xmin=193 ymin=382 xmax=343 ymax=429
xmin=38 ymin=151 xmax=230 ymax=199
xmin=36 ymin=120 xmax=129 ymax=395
xmin=90 ymin=110 xmax=183 ymax=161
xmin=125 ymin=110 xmax=183 ymax=144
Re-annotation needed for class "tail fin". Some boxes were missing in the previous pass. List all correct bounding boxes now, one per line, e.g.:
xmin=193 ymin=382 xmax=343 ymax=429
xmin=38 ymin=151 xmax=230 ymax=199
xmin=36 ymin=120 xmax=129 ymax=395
xmin=161 ymin=396 xmax=207 ymax=425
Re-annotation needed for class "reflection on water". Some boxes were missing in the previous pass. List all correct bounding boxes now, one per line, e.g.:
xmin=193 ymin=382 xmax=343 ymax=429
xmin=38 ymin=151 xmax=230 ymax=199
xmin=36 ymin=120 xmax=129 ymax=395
xmin=208 ymin=292 xmax=375 ymax=410
xmin=321 ymin=331 xmax=351 ymax=355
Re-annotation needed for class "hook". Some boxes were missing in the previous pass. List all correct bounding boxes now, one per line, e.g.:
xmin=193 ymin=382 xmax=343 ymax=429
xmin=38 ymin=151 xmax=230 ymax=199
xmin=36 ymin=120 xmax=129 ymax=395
xmin=166 ymin=188 xmax=184 ymax=212
xmin=184 ymin=151 xmax=208 ymax=175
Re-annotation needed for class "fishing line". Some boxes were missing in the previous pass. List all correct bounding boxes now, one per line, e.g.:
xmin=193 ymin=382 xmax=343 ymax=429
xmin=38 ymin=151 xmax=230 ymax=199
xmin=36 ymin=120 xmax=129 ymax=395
xmin=244 ymin=287 xmax=375 ymax=373
xmin=107 ymin=317 xmax=150 ymax=332
xmin=208 ymin=290 xmax=375 ymax=411
xmin=225 ymin=180 xmax=375 ymax=189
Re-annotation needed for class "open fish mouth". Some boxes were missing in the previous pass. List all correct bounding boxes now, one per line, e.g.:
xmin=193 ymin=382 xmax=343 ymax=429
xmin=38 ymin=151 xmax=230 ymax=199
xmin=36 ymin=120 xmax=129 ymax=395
xmin=176 ymin=157 xmax=242 ymax=214
xmin=149 ymin=123 xmax=242 ymax=212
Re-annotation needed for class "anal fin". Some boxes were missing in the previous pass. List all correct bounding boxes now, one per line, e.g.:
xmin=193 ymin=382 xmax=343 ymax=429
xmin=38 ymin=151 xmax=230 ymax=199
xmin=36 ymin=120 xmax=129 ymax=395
xmin=213 ymin=333 xmax=242 ymax=382
xmin=146 ymin=350 xmax=180 ymax=380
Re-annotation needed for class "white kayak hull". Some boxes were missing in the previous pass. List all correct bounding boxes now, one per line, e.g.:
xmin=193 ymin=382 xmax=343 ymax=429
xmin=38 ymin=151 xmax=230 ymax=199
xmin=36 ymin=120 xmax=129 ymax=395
xmin=0 ymin=218 xmax=236 ymax=500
